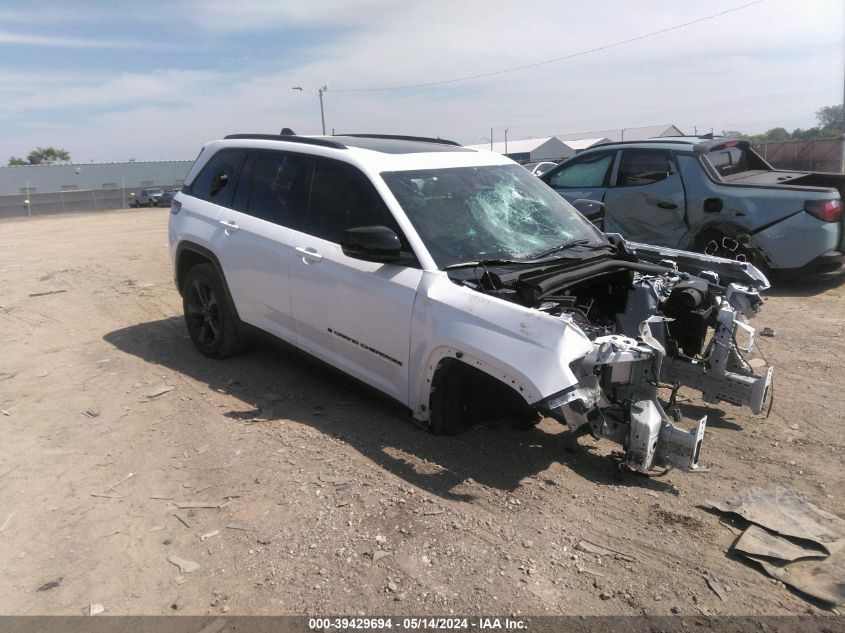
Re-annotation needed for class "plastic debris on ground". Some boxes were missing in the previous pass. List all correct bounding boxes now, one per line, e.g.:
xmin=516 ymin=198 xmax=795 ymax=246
xmin=707 ymin=483 xmax=845 ymax=606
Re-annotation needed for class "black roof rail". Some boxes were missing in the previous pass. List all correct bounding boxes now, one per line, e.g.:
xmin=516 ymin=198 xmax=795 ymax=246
xmin=593 ymin=139 xmax=704 ymax=147
xmin=336 ymin=133 xmax=461 ymax=147
xmin=222 ymin=133 xmax=347 ymax=149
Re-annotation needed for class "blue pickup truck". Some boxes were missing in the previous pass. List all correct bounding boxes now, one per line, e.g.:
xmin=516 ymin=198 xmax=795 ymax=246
xmin=540 ymin=137 xmax=845 ymax=278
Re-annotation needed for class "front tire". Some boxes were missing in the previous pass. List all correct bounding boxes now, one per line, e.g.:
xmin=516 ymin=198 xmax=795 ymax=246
xmin=182 ymin=263 xmax=245 ymax=358
xmin=429 ymin=362 xmax=474 ymax=435
xmin=429 ymin=362 xmax=539 ymax=435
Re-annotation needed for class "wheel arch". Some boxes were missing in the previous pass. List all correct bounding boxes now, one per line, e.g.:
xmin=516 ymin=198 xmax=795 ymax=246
xmin=689 ymin=220 xmax=750 ymax=248
xmin=415 ymin=346 xmax=544 ymax=423
xmin=174 ymin=241 xmax=243 ymax=322
xmin=688 ymin=221 xmax=774 ymax=268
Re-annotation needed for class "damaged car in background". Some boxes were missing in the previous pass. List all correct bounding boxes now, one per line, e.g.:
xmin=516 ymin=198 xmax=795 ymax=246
xmin=171 ymin=134 xmax=774 ymax=478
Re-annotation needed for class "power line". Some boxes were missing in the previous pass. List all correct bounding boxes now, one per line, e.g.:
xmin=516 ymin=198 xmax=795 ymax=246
xmin=333 ymin=1 xmax=764 ymax=93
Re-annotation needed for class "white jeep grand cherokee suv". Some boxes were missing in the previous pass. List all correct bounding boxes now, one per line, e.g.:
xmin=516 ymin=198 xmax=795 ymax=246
xmin=169 ymin=133 xmax=773 ymax=474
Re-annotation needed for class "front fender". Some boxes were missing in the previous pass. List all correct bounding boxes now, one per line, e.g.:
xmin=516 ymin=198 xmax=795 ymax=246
xmin=407 ymin=272 xmax=593 ymax=421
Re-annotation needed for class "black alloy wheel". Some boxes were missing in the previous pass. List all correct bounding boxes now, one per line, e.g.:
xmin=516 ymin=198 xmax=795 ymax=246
xmin=186 ymin=278 xmax=222 ymax=348
xmin=181 ymin=263 xmax=245 ymax=358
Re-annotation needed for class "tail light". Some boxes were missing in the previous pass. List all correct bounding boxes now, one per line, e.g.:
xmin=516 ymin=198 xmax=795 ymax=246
xmin=170 ymin=199 xmax=182 ymax=215
xmin=804 ymin=199 xmax=842 ymax=222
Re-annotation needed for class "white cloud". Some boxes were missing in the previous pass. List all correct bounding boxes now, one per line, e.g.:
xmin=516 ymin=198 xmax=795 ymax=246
xmin=2 ymin=69 xmax=224 ymax=113
xmin=0 ymin=30 xmax=163 ymax=49
xmin=1 ymin=0 xmax=842 ymax=161
xmin=185 ymin=0 xmax=400 ymax=31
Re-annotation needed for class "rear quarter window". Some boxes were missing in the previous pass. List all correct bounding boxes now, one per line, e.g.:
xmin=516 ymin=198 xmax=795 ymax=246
xmin=189 ymin=149 xmax=246 ymax=208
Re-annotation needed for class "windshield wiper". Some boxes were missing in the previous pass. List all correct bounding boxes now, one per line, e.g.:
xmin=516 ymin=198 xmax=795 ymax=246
xmin=530 ymin=239 xmax=613 ymax=260
xmin=444 ymin=258 xmax=539 ymax=270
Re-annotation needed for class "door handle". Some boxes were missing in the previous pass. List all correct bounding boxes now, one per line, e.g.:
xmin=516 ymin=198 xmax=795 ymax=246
xmin=218 ymin=219 xmax=239 ymax=233
xmin=657 ymin=201 xmax=678 ymax=210
xmin=295 ymin=246 xmax=323 ymax=263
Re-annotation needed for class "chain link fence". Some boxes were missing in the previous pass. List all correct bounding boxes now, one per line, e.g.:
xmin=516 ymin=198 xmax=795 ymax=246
xmin=0 ymin=187 xmax=168 ymax=219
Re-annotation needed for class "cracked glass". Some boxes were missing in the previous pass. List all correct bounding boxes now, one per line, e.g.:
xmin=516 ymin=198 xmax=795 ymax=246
xmin=382 ymin=164 xmax=605 ymax=268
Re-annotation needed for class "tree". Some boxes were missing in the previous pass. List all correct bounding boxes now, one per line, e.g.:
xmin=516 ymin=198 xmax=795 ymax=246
xmin=8 ymin=156 xmax=28 ymax=166
xmin=763 ymin=127 xmax=790 ymax=142
xmin=790 ymin=127 xmax=820 ymax=141
xmin=25 ymin=146 xmax=71 ymax=165
xmin=720 ymin=104 xmax=843 ymax=143
xmin=816 ymin=104 xmax=843 ymax=131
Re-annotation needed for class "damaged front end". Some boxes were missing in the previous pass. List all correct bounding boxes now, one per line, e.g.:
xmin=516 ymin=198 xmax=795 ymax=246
xmin=545 ymin=241 xmax=772 ymax=472
xmin=454 ymin=238 xmax=773 ymax=473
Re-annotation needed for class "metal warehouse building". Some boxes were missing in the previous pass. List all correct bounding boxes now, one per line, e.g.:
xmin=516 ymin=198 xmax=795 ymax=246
xmin=555 ymin=124 xmax=684 ymax=143
xmin=465 ymin=137 xmax=611 ymax=163
xmin=465 ymin=125 xmax=684 ymax=163
xmin=0 ymin=160 xmax=193 ymax=218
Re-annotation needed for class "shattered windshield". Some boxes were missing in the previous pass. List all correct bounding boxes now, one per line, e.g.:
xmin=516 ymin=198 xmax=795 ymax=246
xmin=381 ymin=164 xmax=606 ymax=268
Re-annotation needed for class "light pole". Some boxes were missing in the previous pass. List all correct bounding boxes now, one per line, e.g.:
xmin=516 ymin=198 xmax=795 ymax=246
xmin=504 ymin=128 xmax=509 ymax=155
xmin=292 ymin=85 xmax=328 ymax=135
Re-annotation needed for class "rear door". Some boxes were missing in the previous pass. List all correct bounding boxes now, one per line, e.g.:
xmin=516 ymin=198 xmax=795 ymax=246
xmin=602 ymin=148 xmax=687 ymax=246
xmin=543 ymin=151 xmax=616 ymax=227
xmin=210 ymin=149 xmax=311 ymax=344
xmin=287 ymin=157 xmax=422 ymax=403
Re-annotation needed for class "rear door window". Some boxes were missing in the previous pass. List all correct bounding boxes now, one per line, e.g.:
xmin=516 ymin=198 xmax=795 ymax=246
xmin=234 ymin=150 xmax=311 ymax=228
xmin=548 ymin=152 xmax=614 ymax=188
xmin=189 ymin=149 xmax=246 ymax=208
xmin=615 ymin=150 xmax=671 ymax=187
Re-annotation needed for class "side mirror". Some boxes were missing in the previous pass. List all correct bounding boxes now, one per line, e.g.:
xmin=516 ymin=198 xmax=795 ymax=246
xmin=572 ymin=198 xmax=605 ymax=219
xmin=341 ymin=225 xmax=403 ymax=263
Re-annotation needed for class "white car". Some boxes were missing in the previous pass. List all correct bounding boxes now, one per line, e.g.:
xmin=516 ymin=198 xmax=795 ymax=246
xmin=169 ymin=133 xmax=773 ymax=474
xmin=131 ymin=187 xmax=164 ymax=207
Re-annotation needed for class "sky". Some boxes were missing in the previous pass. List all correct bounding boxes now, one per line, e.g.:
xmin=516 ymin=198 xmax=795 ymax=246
xmin=0 ymin=0 xmax=842 ymax=163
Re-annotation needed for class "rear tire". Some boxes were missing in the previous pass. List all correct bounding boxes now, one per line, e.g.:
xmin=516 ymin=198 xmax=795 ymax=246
xmin=182 ymin=263 xmax=245 ymax=358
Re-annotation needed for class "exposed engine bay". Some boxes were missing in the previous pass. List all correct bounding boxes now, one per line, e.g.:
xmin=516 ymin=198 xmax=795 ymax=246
xmin=447 ymin=236 xmax=773 ymax=473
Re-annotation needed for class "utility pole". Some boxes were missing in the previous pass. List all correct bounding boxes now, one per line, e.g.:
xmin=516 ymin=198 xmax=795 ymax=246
xmin=292 ymin=85 xmax=328 ymax=135
xmin=318 ymin=85 xmax=328 ymax=135
xmin=490 ymin=127 xmax=493 ymax=151
xmin=505 ymin=128 xmax=509 ymax=155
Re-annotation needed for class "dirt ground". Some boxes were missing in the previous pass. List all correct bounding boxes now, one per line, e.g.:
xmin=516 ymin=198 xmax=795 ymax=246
xmin=0 ymin=208 xmax=843 ymax=617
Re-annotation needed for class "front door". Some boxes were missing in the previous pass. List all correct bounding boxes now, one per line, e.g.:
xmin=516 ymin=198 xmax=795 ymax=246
xmin=544 ymin=151 xmax=616 ymax=228
xmin=288 ymin=157 xmax=422 ymax=404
